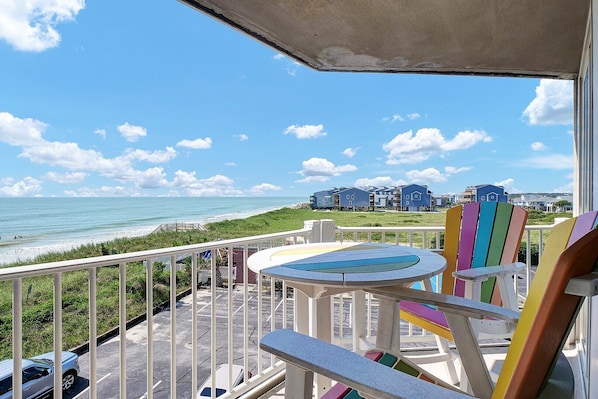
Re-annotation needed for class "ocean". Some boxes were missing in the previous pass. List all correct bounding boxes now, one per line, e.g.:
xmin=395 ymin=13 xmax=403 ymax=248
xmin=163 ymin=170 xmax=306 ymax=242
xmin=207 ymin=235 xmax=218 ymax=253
xmin=0 ymin=196 xmax=306 ymax=265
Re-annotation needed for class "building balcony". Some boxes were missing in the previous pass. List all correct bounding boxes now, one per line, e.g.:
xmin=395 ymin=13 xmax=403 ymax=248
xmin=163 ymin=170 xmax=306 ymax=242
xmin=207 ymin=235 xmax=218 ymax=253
xmin=0 ymin=219 xmax=586 ymax=399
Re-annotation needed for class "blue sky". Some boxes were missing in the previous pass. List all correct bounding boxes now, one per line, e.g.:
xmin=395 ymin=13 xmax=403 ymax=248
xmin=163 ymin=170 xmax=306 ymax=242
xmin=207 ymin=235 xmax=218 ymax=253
xmin=0 ymin=1 xmax=574 ymax=198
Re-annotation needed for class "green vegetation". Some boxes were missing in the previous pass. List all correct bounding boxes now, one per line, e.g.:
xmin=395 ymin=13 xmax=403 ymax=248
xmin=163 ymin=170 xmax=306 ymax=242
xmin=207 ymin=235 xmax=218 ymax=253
xmin=0 ymin=205 xmax=572 ymax=358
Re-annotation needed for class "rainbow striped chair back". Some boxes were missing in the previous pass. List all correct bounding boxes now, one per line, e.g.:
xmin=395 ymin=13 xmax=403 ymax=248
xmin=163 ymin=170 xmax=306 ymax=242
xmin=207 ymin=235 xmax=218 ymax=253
xmin=399 ymin=202 xmax=527 ymax=382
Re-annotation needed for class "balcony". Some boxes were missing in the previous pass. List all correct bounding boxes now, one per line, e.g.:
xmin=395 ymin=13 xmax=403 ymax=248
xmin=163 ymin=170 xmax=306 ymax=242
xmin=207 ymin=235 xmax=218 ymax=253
xmin=0 ymin=219 xmax=582 ymax=399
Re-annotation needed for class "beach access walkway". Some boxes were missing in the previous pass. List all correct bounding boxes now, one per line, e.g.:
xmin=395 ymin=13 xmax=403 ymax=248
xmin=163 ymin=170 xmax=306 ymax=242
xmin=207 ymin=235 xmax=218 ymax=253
xmin=151 ymin=222 xmax=206 ymax=233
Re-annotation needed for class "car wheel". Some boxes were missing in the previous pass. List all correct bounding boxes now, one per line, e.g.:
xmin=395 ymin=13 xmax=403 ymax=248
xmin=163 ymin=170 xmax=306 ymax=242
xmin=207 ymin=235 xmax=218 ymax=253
xmin=62 ymin=371 xmax=77 ymax=390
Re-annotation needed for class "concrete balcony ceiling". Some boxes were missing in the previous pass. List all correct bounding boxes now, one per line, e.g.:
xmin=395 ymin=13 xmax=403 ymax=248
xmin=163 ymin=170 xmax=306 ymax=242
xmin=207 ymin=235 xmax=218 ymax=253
xmin=180 ymin=0 xmax=589 ymax=79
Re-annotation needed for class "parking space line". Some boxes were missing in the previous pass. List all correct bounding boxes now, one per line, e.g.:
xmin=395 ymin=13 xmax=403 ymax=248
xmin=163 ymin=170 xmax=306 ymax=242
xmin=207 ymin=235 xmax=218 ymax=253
xmin=73 ymin=373 xmax=112 ymax=398
xmin=139 ymin=380 xmax=162 ymax=399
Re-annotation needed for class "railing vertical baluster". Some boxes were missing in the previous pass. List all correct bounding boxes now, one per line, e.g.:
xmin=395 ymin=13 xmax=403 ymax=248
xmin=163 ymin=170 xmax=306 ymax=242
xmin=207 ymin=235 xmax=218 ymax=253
xmin=257 ymin=251 xmax=265 ymax=373
xmin=54 ymin=272 xmax=63 ymax=399
xmin=270 ymin=276 xmax=275 ymax=334
xmin=227 ymin=247 xmax=234 ymax=393
xmin=146 ymin=260 xmax=153 ymax=399
xmin=192 ymin=251 xmax=198 ymax=399
xmin=13 ymin=279 xmax=22 ymax=399
xmin=210 ymin=253 xmax=217 ymax=399
xmin=89 ymin=267 xmax=97 ymax=399
xmin=120 ymin=262 xmax=128 ymax=398
xmin=243 ymin=245 xmax=250 ymax=383
xmin=170 ymin=254 xmax=177 ymax=399
xmin=526 ymin=230 xmax=532 ymax=295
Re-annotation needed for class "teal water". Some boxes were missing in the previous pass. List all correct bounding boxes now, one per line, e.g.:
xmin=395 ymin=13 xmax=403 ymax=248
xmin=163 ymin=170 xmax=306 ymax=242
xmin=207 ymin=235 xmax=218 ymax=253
xmin=0 ymin=197 xmax=306 ymax=265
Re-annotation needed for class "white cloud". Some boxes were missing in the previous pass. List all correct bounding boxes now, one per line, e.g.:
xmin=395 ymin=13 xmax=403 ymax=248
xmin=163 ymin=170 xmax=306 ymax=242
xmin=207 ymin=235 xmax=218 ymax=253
xmin=134 ymin=167 xmax=169 ymax=189
xmin=296 ymin=157 xmax=357 ymax=183
xmin=518 ymin=154 xmax=574 ymax=170
xmin=121 ymin=147 xmax=177 ymax=163
xmin=444 ymin=166 xmax=472 ymax=174
xmin=94 ymin=129 xmax=106 ymax=139
xmin=0 ymin=177 xmax=42 ymax=196
xmin=64 ymin=185 xmax=134 ymax=197
xmin=389 ymin=165 xmax=469 ymax=189
xmin=531 ymin=141 xmax=547 ymax=151
xmin=21 ymin=141 xmax=115 ymax=170
xmin=236 ymin=134 xmax=248 ymax=141
xmin=0 ymin=112 xmax=46 ymax=146
xmin=388 ymin=114 xmax=404 ymax=122
xmin=522 ymin=79 xmax=573 ymax=125
xmin=552 ymin=181 xmax=574 ymax=193
xmin=225 ymin=162 xmax=236 ymax=166
xmin=172 ymin=171 xmax=243 ymax=196
xmin=273 ymin=53 xmax=302 ymax=76
xmin=284 ymin=124 xmax=327 ymax=139
xmin=176 ymin=137 xmax=212 ymax=149
xmin=45 ymin=171 xmax=87 ymax=183
xmin=382 ymin=128 xmax=491 ymax=164
xmin=117 ymin=122 xmax=147 ymax=142
xmin=405 ymin=168 xmax=448 ymax=183
xmin=343 ymin=147 xmax=358 ymax=158
xmin=494 ymin=178 xmax=518 ymax=193
xmin=0 ymin=0 xmax=84 ymax=52
xmin=354 ymin=176 xmax=405 ymax=187
xmin=248 ymin=183 xmax=282 ymax=195
xmin=382 ymin=113 xmax=420 ymax=122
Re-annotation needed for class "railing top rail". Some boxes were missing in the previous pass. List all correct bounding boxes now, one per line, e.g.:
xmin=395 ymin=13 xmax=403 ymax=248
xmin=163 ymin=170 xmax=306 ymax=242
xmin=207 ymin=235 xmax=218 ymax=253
xmin=0 ymin=227 xmax=310 ymax=280
xmin=336 ymin=224 xmax=554 ymax=232
xmin=0 ymin=223 xmax=554 ymax=280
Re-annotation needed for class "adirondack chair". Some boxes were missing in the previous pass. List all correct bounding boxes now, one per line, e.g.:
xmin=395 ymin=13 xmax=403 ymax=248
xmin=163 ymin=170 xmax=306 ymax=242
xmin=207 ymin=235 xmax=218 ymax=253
xmin=399 ymin=201 xmax=527 ymax=382
xmin=261 ymin=212 xmax=598 ymax=399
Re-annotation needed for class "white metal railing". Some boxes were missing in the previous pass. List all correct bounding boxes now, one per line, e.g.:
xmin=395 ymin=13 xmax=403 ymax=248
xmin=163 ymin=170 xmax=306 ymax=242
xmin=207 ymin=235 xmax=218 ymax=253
xmin=0 ymin=221 xmax=553 ymax=399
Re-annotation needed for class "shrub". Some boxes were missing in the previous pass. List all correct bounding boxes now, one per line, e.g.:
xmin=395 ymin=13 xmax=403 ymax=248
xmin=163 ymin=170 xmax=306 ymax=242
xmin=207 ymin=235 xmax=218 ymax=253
xmin=518 ymin=242 xmax=540 ymax=265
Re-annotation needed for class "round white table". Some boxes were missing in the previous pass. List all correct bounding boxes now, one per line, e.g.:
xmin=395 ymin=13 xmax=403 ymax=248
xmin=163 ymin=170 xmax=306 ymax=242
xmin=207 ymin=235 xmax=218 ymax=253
xmin=248 ymin=242 xmax=446 ymax=397
xmin=248 ymin=241 xmax=446 ymax=297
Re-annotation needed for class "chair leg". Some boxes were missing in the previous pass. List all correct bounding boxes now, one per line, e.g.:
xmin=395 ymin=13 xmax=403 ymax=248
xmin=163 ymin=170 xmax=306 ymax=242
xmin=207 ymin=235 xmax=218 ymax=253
xmin=434 ymin=335 xmax=459 ymax=385
xmin=285 ymin=363 xmax=314 ymax=399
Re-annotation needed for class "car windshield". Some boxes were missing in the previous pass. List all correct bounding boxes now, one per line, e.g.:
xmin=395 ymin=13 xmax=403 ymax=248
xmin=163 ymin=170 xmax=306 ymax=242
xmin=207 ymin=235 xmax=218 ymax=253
xmin=30 ymin=358 xmax=53 ymax=366
xmin=200 ymin=387 xmax=226 ymax=398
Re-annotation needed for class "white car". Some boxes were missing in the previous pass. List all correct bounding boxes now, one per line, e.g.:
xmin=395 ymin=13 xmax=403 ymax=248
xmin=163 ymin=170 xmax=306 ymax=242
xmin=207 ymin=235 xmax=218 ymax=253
xmin=198 ymin=364 xmax=250 ymax=398
xmin=0 ymin=351 xmax=80 ymax=399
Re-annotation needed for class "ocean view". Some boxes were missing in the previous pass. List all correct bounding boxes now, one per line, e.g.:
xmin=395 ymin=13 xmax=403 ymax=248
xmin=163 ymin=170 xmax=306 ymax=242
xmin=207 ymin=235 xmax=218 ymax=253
xmin=0 ymin=197 xmax=305 ymax=265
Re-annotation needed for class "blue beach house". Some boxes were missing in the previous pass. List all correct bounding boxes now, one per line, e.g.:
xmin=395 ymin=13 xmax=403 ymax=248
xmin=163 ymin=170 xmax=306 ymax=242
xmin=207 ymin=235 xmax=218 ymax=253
xmin=393 ymin=184 xmax=433 ymax=212
xmin=461 ymin=184 xmax=508 ymax=203
xmin=334 ymin=187 xmax=370 ymax=210
xmin=310 ymin=189 xmax=336 ymax=210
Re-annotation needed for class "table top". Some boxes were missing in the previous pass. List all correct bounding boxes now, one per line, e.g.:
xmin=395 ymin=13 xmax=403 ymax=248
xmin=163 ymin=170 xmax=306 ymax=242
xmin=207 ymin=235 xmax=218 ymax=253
xmin=247 ymin=242 xmax=446 ymax=290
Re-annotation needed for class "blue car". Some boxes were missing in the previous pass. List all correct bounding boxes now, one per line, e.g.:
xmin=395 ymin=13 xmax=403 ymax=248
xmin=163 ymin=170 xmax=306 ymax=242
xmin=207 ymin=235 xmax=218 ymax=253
xmin=0 ymin=351 xmax=80 ymax=399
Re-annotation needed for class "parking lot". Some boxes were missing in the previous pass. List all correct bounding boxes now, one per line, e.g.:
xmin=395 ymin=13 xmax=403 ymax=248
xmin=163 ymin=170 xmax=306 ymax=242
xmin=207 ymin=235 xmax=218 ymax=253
xmin=64 ymin=285 xmax=287 ymax=399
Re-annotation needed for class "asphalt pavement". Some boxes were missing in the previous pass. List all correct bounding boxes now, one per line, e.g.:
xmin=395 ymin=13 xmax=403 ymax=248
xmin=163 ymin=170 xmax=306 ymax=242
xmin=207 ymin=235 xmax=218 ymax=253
xmin=64 ymin=285 xmax=284 ymax=399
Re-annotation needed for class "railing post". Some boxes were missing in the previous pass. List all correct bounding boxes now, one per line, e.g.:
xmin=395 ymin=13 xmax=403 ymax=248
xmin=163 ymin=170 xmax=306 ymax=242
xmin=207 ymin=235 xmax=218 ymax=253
xmin=304 ymin=219 xmax=336 ymax=243
xmin=304 ymin=220 xmax=320 ymax=243
xmin=320 ymin=219 xmax=335 ymax=242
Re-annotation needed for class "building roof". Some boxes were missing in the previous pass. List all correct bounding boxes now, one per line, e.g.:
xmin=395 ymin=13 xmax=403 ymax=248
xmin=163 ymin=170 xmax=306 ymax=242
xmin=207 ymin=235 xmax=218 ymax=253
xmin=180 ymin=0 xmax=588 ymax=79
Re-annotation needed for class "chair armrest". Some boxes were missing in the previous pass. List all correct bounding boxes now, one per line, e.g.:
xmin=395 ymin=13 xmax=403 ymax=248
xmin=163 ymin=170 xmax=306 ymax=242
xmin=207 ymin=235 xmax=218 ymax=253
xmin=366 ymin=286 xmax=520 ymax=324
xmin=260 ymin=329 xmax=472 ymax=399
xmin=452 ymin=262 xmax=526 ymax=281
xmin=565 ymin=272 xmax=598 ymax=296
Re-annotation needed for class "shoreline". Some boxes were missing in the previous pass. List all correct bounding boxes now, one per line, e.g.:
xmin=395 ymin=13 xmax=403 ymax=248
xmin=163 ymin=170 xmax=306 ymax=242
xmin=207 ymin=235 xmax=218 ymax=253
xmin=0 ymin=200 xmax=307 ymax=266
